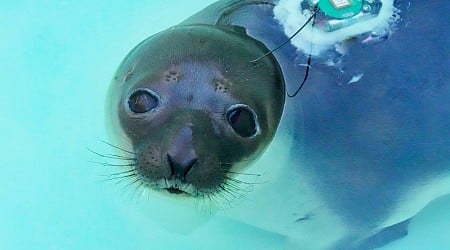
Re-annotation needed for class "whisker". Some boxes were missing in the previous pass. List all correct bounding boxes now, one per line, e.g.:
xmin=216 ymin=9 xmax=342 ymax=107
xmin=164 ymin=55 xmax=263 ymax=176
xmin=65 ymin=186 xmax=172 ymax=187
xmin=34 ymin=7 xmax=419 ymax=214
xmin=105 ymin=153 xmax=136 ymax=160
xmin=225 ymin=176 xmax=267 ymax=185
xmin=89 ymin=161 xmax=137 ymax=167
xmin=215 ymin=190 xmax=233 ymax=206
xmin=205 ymin=194 xmax=215 ymax=215
xmin=208 ymin=193 xmax=227 ymax=211
xmin=100 ymin=169 xmax=136 ymax=177
xmin=100 ymin=173 xmax=137 ymax=182
xmin=222 ymin=181 xmax=252 ymax=193
xmin=223 ymin=170 xmax=263 ymax=177
xmin=87 ymin=148 xmax=136 ymax=160
xmin=121 ymin=177 xmax=141 ymax=191
xmin=196 ymin=194 xmax=208 ymax=214
xmin=131 ymin=181 xmax=146 ymax=200
xmin=99 ymin=139 xmax=136 ymax=155
xmin=215 ymin=183 xmax=250 ymax=209
xmin=219 ymin=184 xmax=247 ymax=201
xmin=219 ymin=159 xmax=250 ymax=165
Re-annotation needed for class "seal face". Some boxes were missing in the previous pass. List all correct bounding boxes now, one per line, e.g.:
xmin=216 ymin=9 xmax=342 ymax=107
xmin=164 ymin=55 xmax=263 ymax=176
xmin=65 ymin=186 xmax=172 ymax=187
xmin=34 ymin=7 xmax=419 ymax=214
xmin=106 ymin=25 xmax=285 ymax=198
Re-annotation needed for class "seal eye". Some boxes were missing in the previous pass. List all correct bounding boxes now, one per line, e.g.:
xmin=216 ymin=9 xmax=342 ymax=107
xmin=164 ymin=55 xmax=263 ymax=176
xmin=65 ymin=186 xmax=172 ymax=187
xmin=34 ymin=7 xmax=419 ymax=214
xmin=128 ymin=89 xmax=158 ymax=113
xmin=226 ymin=104 xmax=258 ymax=138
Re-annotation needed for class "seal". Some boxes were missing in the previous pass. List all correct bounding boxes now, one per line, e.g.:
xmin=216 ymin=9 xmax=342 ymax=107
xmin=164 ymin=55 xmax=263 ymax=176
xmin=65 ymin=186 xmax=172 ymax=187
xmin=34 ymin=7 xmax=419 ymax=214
xmin=105 ymin=0 xmax=450 ymax=249
xmin=106 ymin=24 xmax=285 ymax=198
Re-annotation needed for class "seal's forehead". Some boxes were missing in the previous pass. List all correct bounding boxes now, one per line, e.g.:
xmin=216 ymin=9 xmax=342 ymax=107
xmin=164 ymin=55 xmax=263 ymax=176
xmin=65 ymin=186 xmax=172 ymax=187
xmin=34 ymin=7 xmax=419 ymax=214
xmin=155 ymin=61 xmax=237 ymax=112
xmin=115 ymin=27 xmax=284 ymax=101
xmin=117 ymin=25 xmax=273 ymax=74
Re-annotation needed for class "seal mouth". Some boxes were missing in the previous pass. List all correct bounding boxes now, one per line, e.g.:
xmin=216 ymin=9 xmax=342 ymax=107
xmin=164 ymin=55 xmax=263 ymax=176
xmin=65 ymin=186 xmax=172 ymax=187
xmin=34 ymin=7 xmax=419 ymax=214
xmin=165 ymin=187 xmax=187 ymax=195
xmin=161 ymin=179 xmax=195 ymax=197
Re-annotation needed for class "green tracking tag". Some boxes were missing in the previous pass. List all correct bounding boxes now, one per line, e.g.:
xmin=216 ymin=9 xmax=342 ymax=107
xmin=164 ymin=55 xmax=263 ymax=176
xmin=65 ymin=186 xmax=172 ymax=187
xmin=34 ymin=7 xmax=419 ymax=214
xmin=318 ymin=0 xmax=363 ymax=19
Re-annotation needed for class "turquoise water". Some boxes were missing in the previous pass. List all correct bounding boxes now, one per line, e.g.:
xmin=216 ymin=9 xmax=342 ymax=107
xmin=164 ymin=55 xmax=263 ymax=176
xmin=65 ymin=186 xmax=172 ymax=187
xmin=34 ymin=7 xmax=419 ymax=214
xmin=1 ymin=1 xmax=449 ymax=249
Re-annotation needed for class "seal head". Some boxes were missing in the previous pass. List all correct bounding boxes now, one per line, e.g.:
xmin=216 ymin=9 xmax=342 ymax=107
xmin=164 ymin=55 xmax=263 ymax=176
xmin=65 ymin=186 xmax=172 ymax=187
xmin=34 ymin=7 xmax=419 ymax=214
xmin=106 ymin=25 xmax=285 ymax=198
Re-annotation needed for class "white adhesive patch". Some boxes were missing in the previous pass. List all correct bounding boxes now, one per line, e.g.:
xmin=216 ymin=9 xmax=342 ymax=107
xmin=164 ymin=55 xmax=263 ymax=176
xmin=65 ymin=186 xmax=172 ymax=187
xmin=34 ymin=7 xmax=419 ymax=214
xmin=274 ymin=0 xmax=399 ymax=55
xmin=348 ymin=73 xmax=364 ymax=84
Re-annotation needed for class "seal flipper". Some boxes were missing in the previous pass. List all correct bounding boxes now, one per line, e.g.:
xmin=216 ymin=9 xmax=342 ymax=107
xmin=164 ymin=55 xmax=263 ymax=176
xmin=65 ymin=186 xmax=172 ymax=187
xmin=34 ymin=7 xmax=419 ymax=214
xmin=335 ymin=219 xmax=411 ymax=250
xmin=358 ymin=219 xmax=410 ymax=250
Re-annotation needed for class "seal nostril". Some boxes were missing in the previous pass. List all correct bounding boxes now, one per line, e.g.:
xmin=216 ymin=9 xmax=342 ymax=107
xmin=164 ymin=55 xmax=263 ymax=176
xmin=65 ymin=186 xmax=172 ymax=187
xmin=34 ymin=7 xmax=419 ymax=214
xmin=167 ymin=154 xmax=197 ymax=180
xmin=167 ymin=154 xmax=175 ymax=178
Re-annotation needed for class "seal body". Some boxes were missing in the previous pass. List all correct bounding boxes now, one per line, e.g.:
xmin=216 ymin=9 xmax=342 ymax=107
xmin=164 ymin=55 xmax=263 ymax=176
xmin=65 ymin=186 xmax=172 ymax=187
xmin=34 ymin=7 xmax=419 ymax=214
xmin=106 ymin=1 xmax=450 ymax=249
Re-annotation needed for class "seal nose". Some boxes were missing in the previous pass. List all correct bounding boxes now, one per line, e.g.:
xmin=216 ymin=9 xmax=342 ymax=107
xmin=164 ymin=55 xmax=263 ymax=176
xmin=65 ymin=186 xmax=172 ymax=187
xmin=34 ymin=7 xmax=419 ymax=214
xmin=167 ymin=154 xmax=197 ymax=180
xmin=167 ymin=127 xmax=198 ymax=179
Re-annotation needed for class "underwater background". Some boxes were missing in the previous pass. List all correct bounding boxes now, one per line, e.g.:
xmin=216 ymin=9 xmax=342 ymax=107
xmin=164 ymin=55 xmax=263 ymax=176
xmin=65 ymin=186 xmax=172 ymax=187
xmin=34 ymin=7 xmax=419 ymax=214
xmin=1 ymin=0 xmax=449 ymax=249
